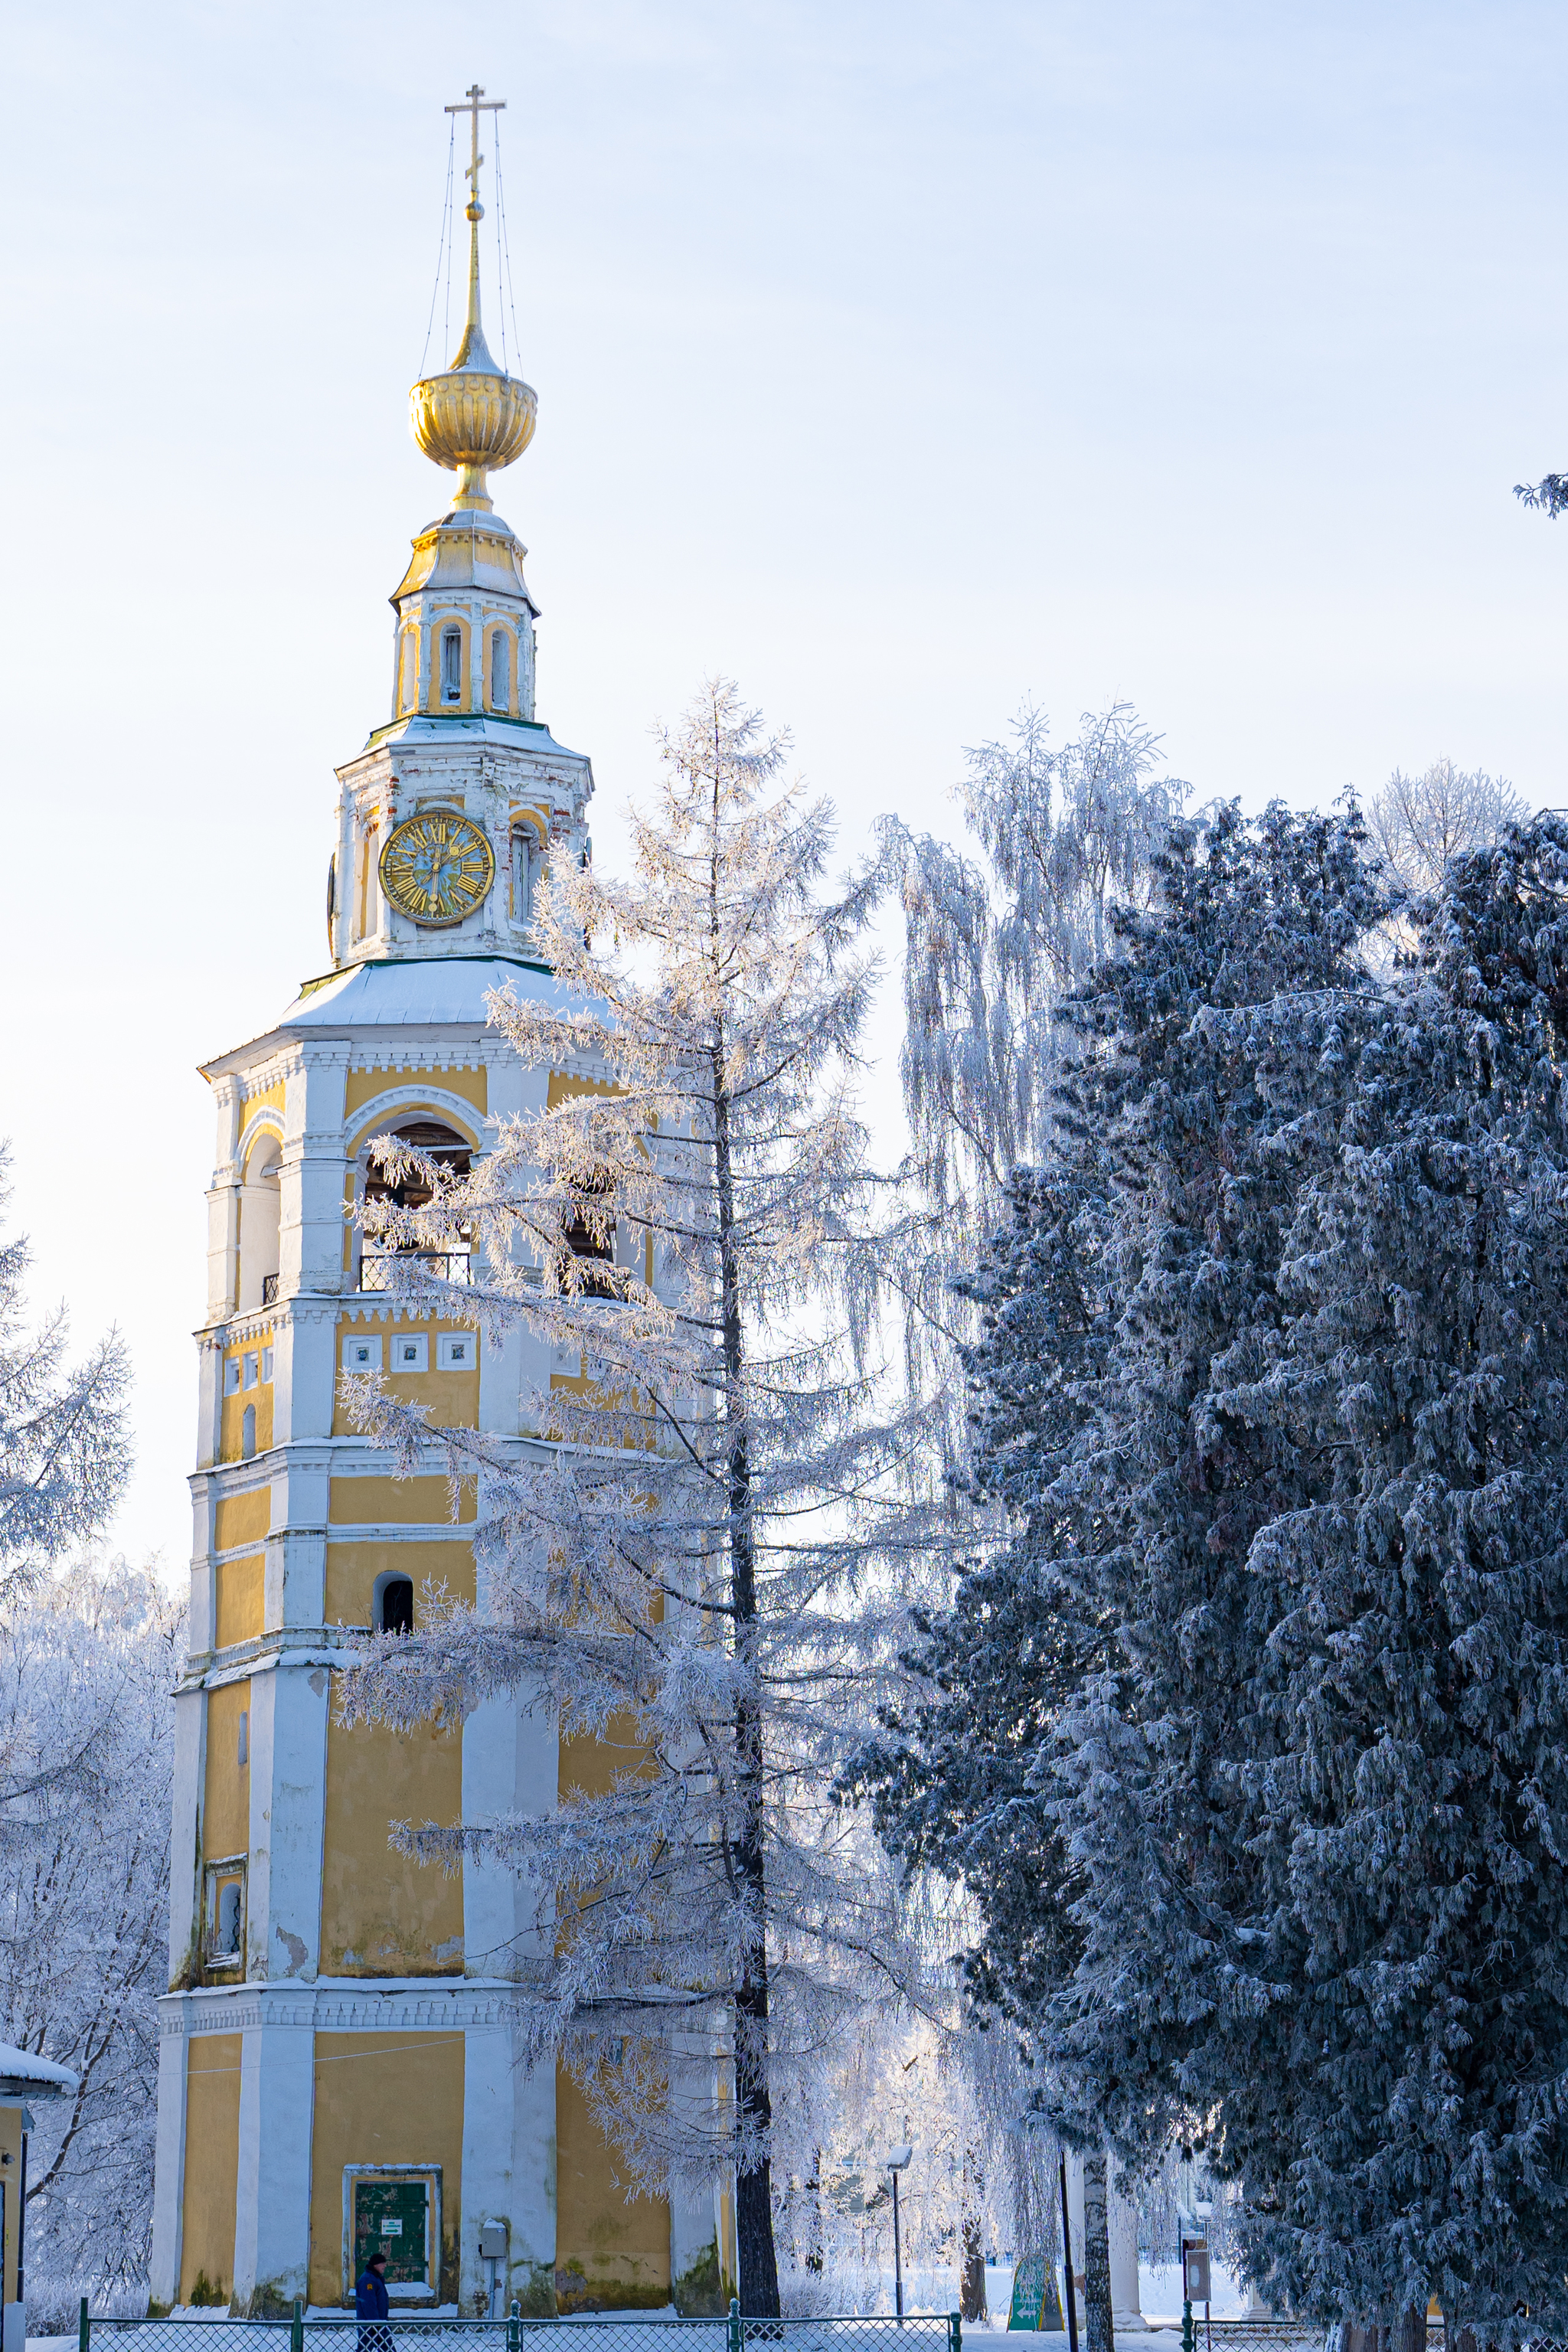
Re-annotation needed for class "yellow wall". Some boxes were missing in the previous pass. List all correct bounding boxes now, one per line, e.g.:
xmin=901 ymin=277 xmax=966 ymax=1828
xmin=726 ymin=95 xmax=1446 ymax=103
xmin=325 ymin=1539 xmax=473 ymax=1629
xmin=547 ymin=1073 xmax=625 ymax=1109
xmin=215 ymin=1489 xmax=271 ymax=1550
xmin=0 ymin=2106 xmax=21 ymax=2306
xmin=332 ymin=1319 xmax=479 ymax=1438
xmin=328 ymin=1475 xmax=478 ymax=1527
xmin=215 ymin=1556 xmax=265 ymax=1648
xmin=554 ymin=2063 xmax=671 ymax=2311
xmin=219 ymin=1341 xmax=274 ymax=1465
xmin=239 ymin=1079 xmax=286 ymax=1122
xmin=203 ymin=1680 xmax=251 ymax=1861
xmin=344 ymin=1067 xmax=487 ymax=1117
xmin=309 ymin=2032 xmax=465 ymax=2308
xmin=320 ymin=1707 xmax=463 ymax=1977
xmin=181 ymin=2034 xmax=241 ymax=2306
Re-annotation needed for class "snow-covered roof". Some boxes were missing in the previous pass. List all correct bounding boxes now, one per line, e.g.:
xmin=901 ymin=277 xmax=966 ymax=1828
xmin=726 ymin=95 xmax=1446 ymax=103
xmin=277 ymin=956 xmax=575 ymax=1032
xmin=0 ymin=2044 xmax=77 ymax=2099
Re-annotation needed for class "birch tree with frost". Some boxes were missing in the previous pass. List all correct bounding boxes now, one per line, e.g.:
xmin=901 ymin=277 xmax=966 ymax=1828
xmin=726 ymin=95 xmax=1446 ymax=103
xmin=861 ymin=704 xmax=1183 ymax=2352
xmin=340 ymin=681 xmax=930 ymax=2314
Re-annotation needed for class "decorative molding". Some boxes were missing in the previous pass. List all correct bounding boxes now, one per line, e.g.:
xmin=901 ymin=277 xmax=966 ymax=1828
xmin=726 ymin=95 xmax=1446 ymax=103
xmin=345 ymin=1086 xmax=492 ymax=1155
xmin=237 ymin=1106 xmax=286 ymax=1165
xmin=348 ymin=1049 xmax=488 ymax=1075
xmin=159 ymin=1979 xmax=531 ymax=2038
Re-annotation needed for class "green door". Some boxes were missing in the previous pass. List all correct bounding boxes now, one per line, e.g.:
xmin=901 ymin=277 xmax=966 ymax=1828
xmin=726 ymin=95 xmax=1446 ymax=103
xmin=354 ymin=2177 xmax=429 ymax=2287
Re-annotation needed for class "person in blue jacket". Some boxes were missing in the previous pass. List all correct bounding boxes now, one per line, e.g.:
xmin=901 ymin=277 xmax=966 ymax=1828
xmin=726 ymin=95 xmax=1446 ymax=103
xmin=355 ymin=2247 xmax=393 ymax=2352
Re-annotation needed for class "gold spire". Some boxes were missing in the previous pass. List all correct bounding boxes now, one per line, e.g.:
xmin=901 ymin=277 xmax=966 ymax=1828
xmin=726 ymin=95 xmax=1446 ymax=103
xmin=410 ymin=84 xmax=537 ymax=512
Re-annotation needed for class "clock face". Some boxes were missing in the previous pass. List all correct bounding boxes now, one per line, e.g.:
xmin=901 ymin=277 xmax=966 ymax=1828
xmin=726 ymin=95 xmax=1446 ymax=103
xmin=379 ymin=808 xmax=495 ymax=927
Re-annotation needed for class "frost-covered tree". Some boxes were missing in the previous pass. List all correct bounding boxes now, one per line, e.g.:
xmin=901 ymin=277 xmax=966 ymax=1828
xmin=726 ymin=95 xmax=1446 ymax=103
xmin=901 ymin=802 xmax=1568 ymax=2341
xmin=859 ymin=799 xmax=1390 ymax=2350
xmin=1364 ymin=758 xmax=1526 ymax=896
xmin=0 ymin=1148 xmax=131 ymax=1594
xmin=880 ymin=701 xmax=1184 ymax=1228
xmin=863 ymin=704 xmax=1183 ymax=2352
xmin=1514 ymin=471 xmax=1568 ymax=518
xmin=1182 ymin=814 xmax=1568 ymax=2341
xmin=339 ymin=681 xmax=930 ymax=2314
xmin=0 ymin=1561 xmax=180 ymax=2310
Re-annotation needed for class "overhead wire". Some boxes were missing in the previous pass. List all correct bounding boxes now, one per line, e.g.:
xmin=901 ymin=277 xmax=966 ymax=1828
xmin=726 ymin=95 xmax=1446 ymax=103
xmin=493 ymin=110 xmax=524 ymax=378
xmin=420 ymin=119 xmax=457 ymax=378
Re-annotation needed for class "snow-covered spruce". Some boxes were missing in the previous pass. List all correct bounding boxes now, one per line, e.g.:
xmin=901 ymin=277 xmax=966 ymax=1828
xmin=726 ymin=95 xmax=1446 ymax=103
xmin=336 ymin=681 xmax=936 ymax=2314
xmin=858 ymin=798 xmax=1389 ymax=2345
xmin=1184 ymin=814 xmax=1568 ymax=2340
xmin=0 ymin=1145 xmax=131 ymax=1599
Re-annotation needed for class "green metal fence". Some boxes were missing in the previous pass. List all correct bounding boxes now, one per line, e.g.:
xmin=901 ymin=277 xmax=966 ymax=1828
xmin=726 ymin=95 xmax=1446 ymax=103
xmin=80 ymin=2301 xmax=963 ymax=2352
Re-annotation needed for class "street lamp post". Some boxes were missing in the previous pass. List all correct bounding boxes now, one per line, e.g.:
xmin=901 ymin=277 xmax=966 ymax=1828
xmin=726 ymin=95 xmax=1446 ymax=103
xmin=887 ymin=2144 xmax=913 ymax=2323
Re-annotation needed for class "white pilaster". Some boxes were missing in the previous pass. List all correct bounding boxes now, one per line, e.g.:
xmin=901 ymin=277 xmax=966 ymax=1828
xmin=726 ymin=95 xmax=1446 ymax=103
xmin=462 ymin=1696 xmax=518 ymax=1978
xmin=149 ymin=2011 xmax=189 ymax=2308
xmin=233 ymin=2020 xmax=315 ymax=2311
xmin=247 ymin=1662 xmax=329 ymax=1983
xmin=168 ymin=1688 xmax=205 ymax=1988
xmin=461 ymin=2024 xmax=518 ymax=2314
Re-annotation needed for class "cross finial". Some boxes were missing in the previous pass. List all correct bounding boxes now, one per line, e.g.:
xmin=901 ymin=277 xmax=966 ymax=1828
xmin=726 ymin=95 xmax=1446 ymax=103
xmin=446 ymin=82 xmax=505 ymax=221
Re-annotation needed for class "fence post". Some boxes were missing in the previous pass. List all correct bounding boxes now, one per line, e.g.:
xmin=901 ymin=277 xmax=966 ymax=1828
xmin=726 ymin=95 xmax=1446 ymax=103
xmin=509 ymin=2295 xmax=522 ymax=2352
xmin=729 ymin=2295 xmax=742 ymax=2352
xmin=77 ymin=2297 xmax=88 ymax=2352
xmin=950 ymin=2313 xmax=962 ymax=2352
xmin=292 ymin=2298 xmax=304 ymax=2352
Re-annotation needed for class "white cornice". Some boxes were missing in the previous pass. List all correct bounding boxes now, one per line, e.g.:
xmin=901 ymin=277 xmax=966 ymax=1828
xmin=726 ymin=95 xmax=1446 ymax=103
xmin=159 ymin=1979 xmax=531 ymax=2036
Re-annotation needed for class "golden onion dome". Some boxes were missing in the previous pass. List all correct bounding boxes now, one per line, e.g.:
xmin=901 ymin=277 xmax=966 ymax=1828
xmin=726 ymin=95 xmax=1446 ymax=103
xmin=409 ymin=172 xmax=536 ymax=511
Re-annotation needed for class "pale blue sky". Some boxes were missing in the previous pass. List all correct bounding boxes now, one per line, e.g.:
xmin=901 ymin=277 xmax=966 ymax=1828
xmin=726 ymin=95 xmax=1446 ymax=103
xmin=5 ymin=0 xmax=1566 ymax=1570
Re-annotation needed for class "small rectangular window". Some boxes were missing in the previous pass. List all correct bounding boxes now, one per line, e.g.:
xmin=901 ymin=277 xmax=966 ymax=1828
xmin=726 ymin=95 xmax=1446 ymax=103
xmin=489 ymin=630 xmax=510 ymax=710
xmin=261 ymin=1346 xmax=274 ymax=1383
xmin=342 ymin=1335 xmax=383 ymax=1373
xmin=392 ymin=1334 xmax=429 ymax=1373
xmin=441 ymin=629 xmax=462 ymax=704
xmin=237 ymin=1710 xmax=249 ymax=1766
xmin=243 ymin=1352 xmax=260 ymax=1390
xmin=224 ymin=1359 xmax=241 ymax=1396
xmin=204 ymin=1859 xmax=247 ymax=1972
xmin=436 ymin=1333 xmax=475 ymax=1370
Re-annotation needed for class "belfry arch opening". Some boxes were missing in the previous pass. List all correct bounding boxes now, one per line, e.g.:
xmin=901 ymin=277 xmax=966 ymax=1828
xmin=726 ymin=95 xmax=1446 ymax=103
xmin=238 ymin=1134 xmax=282 ymax=1312
xmin=358 ymin=1118 xmax=474 ymax=1289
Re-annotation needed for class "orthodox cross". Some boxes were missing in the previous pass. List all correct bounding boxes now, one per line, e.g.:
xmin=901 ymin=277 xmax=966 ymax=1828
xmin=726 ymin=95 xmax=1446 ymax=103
xmin=446 ymin=83 xmax=505 ymax=216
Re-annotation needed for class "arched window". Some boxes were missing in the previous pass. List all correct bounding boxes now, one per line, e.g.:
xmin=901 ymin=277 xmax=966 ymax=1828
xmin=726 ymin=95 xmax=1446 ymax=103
xmin=489 ymin=629 xmax=510 ymax=711
xmin=376 ymin=1575 xmax=415 ymax=1635
xmin=511 ymin=825 xmax=542 ymax=926
xmin=238 ymin=1135 xmax=282 ymax=1312
xmin=241 ymin=1404 xmax=256 ymax=1460
xmin=440 ymin=627 xmax=462 ymax=704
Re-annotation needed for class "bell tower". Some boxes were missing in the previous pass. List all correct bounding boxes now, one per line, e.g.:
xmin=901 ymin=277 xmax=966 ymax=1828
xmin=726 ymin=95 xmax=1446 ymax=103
xmin=149 ymin=90 xmax=736 ymax=2321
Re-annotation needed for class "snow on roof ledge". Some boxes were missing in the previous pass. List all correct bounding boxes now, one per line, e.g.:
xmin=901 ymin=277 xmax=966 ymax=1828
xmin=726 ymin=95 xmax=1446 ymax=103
xmin=276 ymin=955 xmax=573 ymax=1031
xmin=0 ymin=2043 xmax=78 ymax=2099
